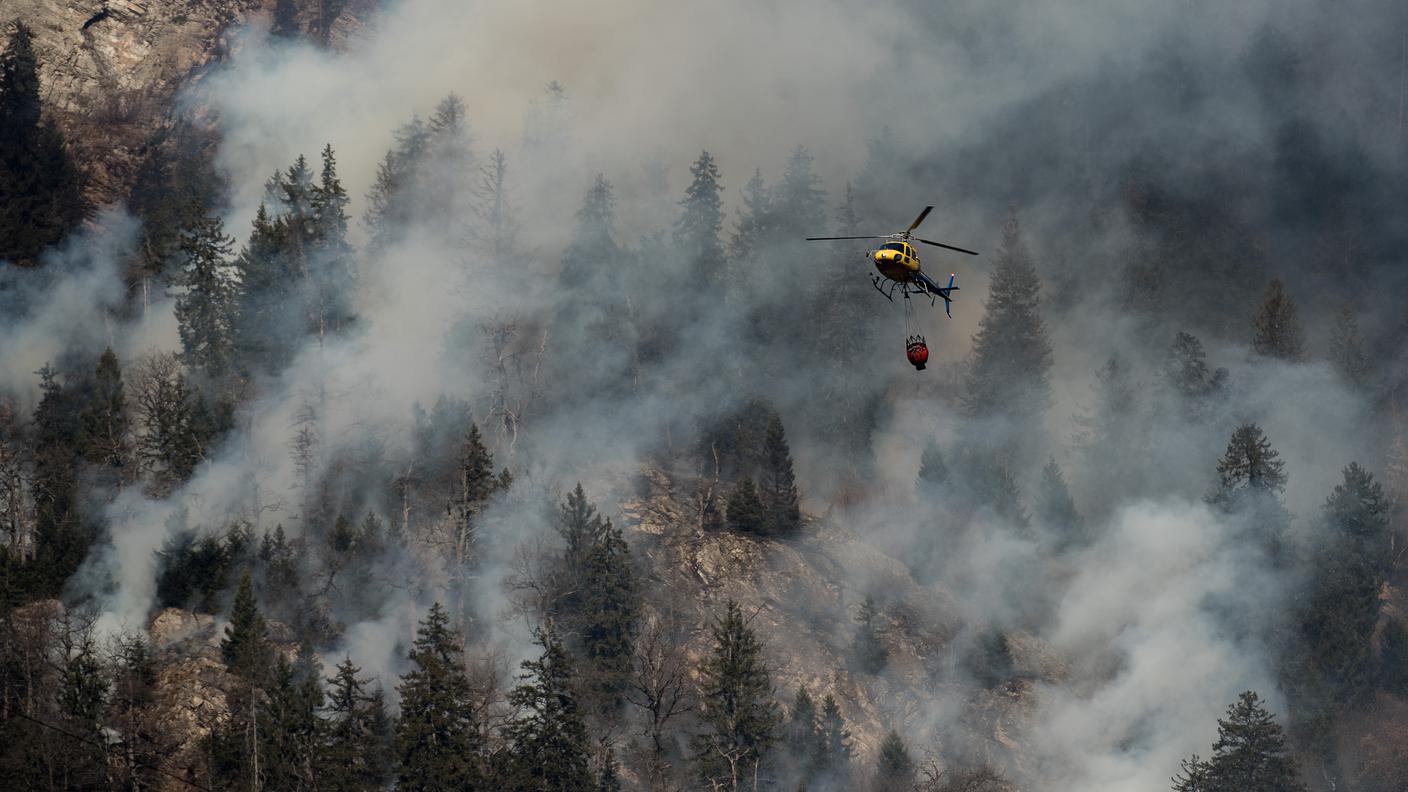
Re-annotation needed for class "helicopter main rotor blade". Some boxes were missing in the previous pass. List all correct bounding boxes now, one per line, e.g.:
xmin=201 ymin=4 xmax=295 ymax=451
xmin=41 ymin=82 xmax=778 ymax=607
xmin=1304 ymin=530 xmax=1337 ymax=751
xmin=905 ymin=206 xmax=934 ymax=234
xmin=805 ymin=236 xmax=887 ymax=241
xmin=917 ymin=238 xmax=980 ymax=256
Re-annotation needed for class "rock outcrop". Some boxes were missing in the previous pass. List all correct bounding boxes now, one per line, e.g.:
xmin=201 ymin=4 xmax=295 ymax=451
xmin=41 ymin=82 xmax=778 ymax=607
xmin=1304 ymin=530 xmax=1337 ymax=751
xmin=9 ymin=0 xmax=373 ymax=207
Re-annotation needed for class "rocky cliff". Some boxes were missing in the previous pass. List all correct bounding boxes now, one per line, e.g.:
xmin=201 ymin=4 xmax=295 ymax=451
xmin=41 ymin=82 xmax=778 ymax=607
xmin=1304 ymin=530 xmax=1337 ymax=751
xmin=10 ymin=0 xmax=373 ymax=208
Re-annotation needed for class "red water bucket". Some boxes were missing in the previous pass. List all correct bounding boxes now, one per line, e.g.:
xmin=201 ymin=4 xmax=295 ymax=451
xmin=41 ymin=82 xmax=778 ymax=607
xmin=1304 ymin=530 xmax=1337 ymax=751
xmin=906 ymin=336 xmax=929 ymax=370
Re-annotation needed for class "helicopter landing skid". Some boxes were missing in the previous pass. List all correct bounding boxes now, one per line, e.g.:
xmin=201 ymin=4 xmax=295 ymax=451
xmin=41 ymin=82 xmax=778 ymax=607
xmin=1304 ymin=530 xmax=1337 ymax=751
xmin=871 ymin=275 xmax=937 ymax=306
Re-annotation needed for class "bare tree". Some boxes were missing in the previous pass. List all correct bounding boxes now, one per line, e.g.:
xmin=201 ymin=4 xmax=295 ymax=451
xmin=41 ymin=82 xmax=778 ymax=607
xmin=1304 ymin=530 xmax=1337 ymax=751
xmin=0 ymin=398 xmax=34 ymax=560
xmin=127 ymin=351 xmax=203 ymax=496
xmin=626 ymin=608 xmax=696 ymax=790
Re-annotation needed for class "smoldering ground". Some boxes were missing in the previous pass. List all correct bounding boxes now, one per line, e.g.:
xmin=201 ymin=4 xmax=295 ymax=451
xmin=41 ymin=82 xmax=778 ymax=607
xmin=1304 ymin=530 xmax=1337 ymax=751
xmin=4 ymin=0 xmax=1406 ymax=789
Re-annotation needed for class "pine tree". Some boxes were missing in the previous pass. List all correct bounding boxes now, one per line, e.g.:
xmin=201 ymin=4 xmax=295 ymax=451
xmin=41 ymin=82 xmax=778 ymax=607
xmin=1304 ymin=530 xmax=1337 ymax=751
xmin=962 ymin=211 xmax=1053 ymax=434
xmin=172 ymin=204 xmax=238 ymax=379
xmin=727 ymin=479 xmax=766 ymax=534
xmin=394 ymin=602 xmax=482 ymax=790
xmin=916 ymin=441 xmax=949 ymax=502
xmin=29 ymin=364 xmax=86 ymax=594
xmin=1074 ymin=356 xmax=1139 ymax=473
xmin=761 ymin=414 xmax=801 ymax=535
xmin=853 ymin=597 xmax=887 ymax=674
xmin=1035 ymin=458 xmax=1082 ymax=548
xmin=309 ymin=143 xmax=354 ymax=338
xmin=260 ymin=645 xmax=324 ymax=791
xmin=1328 ymin=307 xmax=1371 ymax=390
xmin=693 ymin=600 xmax=780 ymax=788
xmin=1162 ymin=331 xmax=1227 ymax=420
xmin=1173 ymin=691 xmax=1304 ymax=791
xmin=785 ymin=686 xmax=819 ymax=763
xmin=78 ymin=347 xmax=130 ymax=476
xmin=728 ymin=169 xmax=773 ymax=287
xmin=814 ymin=694 xmax=852 ymax=780
xmin=874 ymin=729 xmax=915 ymax=790
xmin=0 ymin=21 xmax=87 ymax=266
xmin=502 ymin=623 xmax=595 ymax=791
xmin=676 ymin=149 xmax=727 ymax=297
xmin=1251 ymin=277 xmax=1305 ymax=361
xmin=424 ymin=94 xmax=475 ymax=224
xmin=1207 ymin=423 xmax=1287 ymax=510
xmin=557 ymin=482 xmax=606 ymax=581
xmin=323 ymin=655 xmax=393 ymax=792
xmin=1293 ymin=463 xmax=1392 ymax=715
xmin=57 ymin=632 xmax=109 ymax=785
xmin=221 ymin=570 xmax=271 ymax=683
xmin=579 ymin=517 xmax=639 ymax=702
xmin=771 ymin=145 xmax=826 ymax=240
xmin=449 ymin=423 xmax=502 ymax=569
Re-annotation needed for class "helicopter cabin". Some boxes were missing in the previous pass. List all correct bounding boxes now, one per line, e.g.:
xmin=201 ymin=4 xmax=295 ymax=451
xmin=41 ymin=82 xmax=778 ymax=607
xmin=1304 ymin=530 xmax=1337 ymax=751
xmin=874 ymin=241 xmax=920 ymax=281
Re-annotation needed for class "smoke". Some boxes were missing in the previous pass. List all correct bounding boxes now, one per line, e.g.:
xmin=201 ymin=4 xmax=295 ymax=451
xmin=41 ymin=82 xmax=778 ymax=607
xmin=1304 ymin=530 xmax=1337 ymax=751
xmin=7 ymin=0 xmax=1406 ymax=787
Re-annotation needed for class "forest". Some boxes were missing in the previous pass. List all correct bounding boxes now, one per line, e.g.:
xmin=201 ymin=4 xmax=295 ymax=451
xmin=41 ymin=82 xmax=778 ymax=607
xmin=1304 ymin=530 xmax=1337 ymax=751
xmin=2 ymin=0 xmax=1408 ymax=790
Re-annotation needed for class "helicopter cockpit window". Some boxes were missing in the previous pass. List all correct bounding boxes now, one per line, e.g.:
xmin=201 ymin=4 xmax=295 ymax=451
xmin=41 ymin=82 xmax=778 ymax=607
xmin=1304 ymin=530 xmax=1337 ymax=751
xmin=881 ymin=243 xmax=904 ymax=252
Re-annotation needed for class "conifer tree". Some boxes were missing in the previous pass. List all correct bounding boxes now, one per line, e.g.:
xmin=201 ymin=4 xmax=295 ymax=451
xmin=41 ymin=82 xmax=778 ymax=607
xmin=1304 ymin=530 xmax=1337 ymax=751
xmin=1251 ymin=277 xmax=1305 ymax=361
xmin=173 ymin=204 xmax=238 ymax=380
xmin=1162 ymin=331 xmax=1227 ymax=420
xmin=761 ymin=414 xmax=801 ymax=535
xmin=579 ymin=518 xmax=639 ymax=709
xmin=598 ymin=745 xmax=622 ymax=792
xmin=676 ymin=149 xmax=727 ymax=297
xmin=1035 ymin=458 xmax=1082 ymax=547
xmin=309 ymin=143 xmax=354 ymax=337
xmin=771 ymin=145 xmax=826 ymax=240
xmin=322 ymin=656 xmax=393 ymax=790
xmin=394 ymin=602 xmax=482 ymax=790
xmin=271 ymin=0 xmax=301 ymax=39
xmin=874 ymin=729 xmax=916 ymax=790
xmin=78 ymin=347 xmax=130 ymax=475
xmin=1292 ymin=463 xmax=1392 ymax=716
xmin=814 ymin=694 xmax=852 ymax=780
xmin=962 ymin=211 xmax=1053 ymax=433
xmin=1172 ymin=691 xmax=1304 ymax=792
xmin=57 ymin=633 xmax=109 ymax=785
xmin=1207 ymin=424 xmax=1287 ymax=511
xmin=0 ymin=22 xmax=87 ymax=265
xmin=853 ymin=597 xmax=887 ymax=674
xmin=30 ymin=364 xmax=86 ymax=594
xmin=693 ymin=600 xmax=780 ymax=788
xmin=503 ymin=623 xmax=595 ymax=790
xmin=424 ymin=94 xmax=475 ymax=224
xmin=785 ymin=686 xmax=819 ymax=762
xmin=1074 ymin=356 xmax=1140 ymax=478
xmin=558 ymin=482 xmax=606 ymax=581
xmin=727 ymin=479 xmax=766 ymax=534
xmin=221 ymin=570 xmax=271 ymax=683
xmin=1328 ymin=307 xmax=1371 ymax=390
xmin=1381 ymin=618 xmax=1408 ymax=695
xmin=728 ymin=169 xmax=773 ymax=288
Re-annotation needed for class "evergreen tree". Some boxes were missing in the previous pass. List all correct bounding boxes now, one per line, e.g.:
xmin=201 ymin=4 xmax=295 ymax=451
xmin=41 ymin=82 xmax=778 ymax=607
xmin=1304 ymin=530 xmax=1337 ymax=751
xmin=78 ymin=347 xmax=130 ymax=475
xmin=727 ymin=479 xmax=766 ymax=534
xmin=221 ymin=570 xmax=271 ymax=683
xmin=1251 ymin=277 xmax=1305 ymax=361
xmin=1292 ymin=463 xmax=1392 ymax=718
xmin=232 ymin=202 xmax=293 ymax=375
xmin=0 ymin=21 xmax=87 ymax=266
xmin=1074 ymin=356 xmax=1141 ymax=490
xmin=448 ymin=422 xmax=503 ymax=569
xmin=761 ymin=414 xmax=801 ymax=535
xmin=1034 ymin=458 xmax=1082 ymax=548
xmin=874 ymin=729 xmax=915 ymax=790
xmin=813 ymin=694 xmax=852 ymax=780
xmin=1207 ymin=423 xmax=1287 ymax=511
xmin=728 ymin=169 xmax=773 ymax=286
xmin=966 ymin=627 xmax=1015 ymax=689
xmin=322 ymin=656 xmax=392 ymax=792
xmin=260 ymin=645 xmax=324 ymax=791
xmin=916 ymin=441 xmax=949 ymax=502
xmin=962 ymin=211 xmax=1053 ymax=435
xmin=579 ymin=518 xmax=639 ymax=710
xmin=676 ymin=149 xmax=727 ymax=297
xmin=853 ymin=597 xmax=887 ymax=674
xmin=309 ymin=143 xmax=354 ymax=338
xmin=29 ymin=364 xmax=86 ymax=594
xmin=394 ymin=602 xmax=482 ymax=790
xmin=598 ymin=745 xmax=622 ymax=792
xmin=1173 ymin=691 xmax=1304 ymax=792
xmin=693 ymin=600 xmax=780 ymax=788
xmin=57 ymin=633 xmax=109 ymax=786
xmin=502 ymin=623 xmax=595 ymax=791
xmin=172 ymin=204 xmax=238 ymax=379
xmin=785 ymin=686 xmax=818 ymax=763
xmin=1328 ymin=306 xmax=1371 ymax=390
xmin=771 ymin=145 xmax=826 ymax=240
xmin=1162 ymin=331 xmax=1227 ymax=420
xmin=424 ymin=94 xmax=475 ymax=225
xmin=557 ymin=482 xmax=606 ymax=582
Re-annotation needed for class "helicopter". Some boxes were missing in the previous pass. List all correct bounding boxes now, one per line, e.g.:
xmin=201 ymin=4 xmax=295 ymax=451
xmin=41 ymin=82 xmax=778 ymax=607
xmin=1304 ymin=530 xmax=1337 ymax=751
xmin=806 ymin=206 xmax=978 ymax=370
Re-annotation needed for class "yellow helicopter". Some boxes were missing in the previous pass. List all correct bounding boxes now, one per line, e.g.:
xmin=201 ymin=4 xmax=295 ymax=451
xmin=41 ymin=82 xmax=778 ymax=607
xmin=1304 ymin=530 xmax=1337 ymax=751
xmin=806 ymin=205 xmax=977 ymax=317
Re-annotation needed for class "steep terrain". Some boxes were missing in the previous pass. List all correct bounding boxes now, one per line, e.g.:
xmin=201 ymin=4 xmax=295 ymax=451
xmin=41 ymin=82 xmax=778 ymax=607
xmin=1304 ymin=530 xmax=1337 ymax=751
xmin=10 ymin=0 xmax=373 ymax=207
